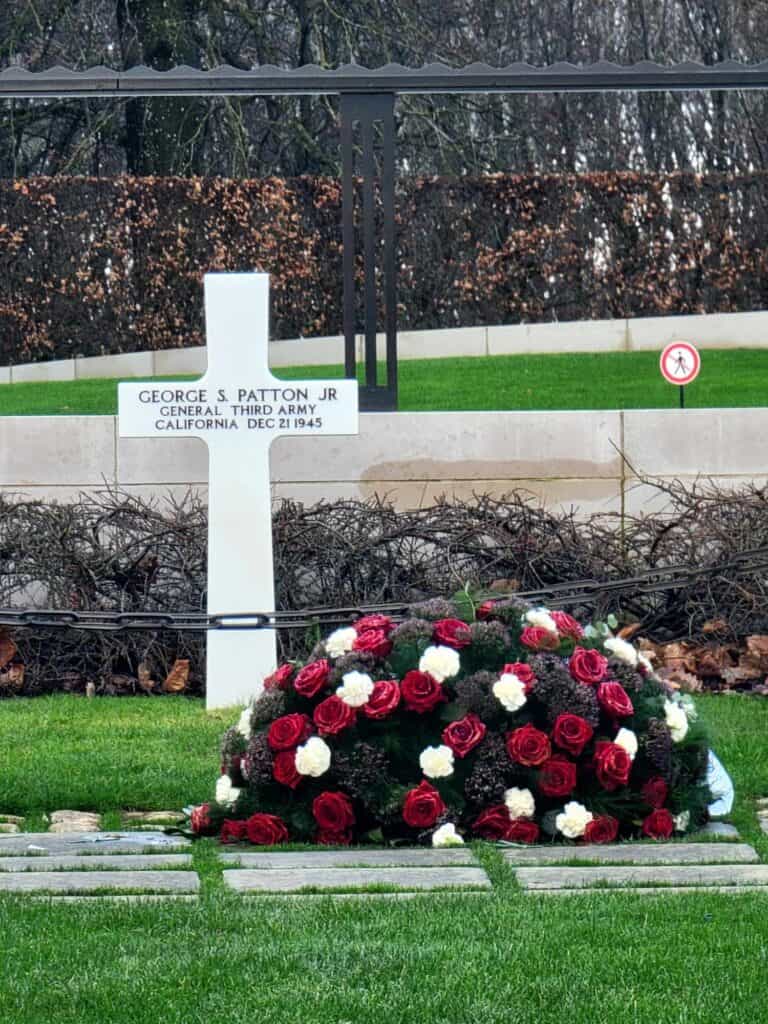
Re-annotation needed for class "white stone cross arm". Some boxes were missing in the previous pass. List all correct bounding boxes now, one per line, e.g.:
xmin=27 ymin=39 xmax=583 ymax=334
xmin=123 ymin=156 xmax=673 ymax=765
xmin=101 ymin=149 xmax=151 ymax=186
xmin=118 ymin=273 xmax=359 ymax=709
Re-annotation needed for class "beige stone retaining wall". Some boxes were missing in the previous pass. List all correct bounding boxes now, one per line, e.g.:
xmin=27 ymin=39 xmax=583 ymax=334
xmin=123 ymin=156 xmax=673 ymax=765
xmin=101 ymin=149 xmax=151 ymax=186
xmin=0 ymin=409 xmax=763 ymax=518
xmin=2 ymin=308 xmax=767 ymax=383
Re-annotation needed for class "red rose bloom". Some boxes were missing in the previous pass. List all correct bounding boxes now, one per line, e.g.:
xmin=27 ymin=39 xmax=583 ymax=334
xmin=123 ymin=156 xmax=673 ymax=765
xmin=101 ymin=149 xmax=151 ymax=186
xmin=313 ymin=695 xmax=356 ymax=736
xmin=520 ymin=626 xmax=560 ymax=651
xmin=504 ymin=662 xmax=536 ymax=693
xmin=552 ymin=713 xmax=594 ymax=756
xmin=245 ymin=812 xmax=289 ymax=846
xmin=264 ymin=663 xmax=294 ymax=689
xmin=551 ymin=610 xmax=584 ymax=640
xmin=583 ymin=815 xmax=619 ymax=844
xmin=569 ymin=647 xmax=609 ymax=685
xmin=267 ymin=713 xmax=313 ymax=751
xmin=363 ymin=679 xmax=401 ymax=719
xmin=353 ymin=628 xmax=393 ymax=659
xmin=400 ymin=670 xmax=445 ymax=713
xmin=403 ymin=781 xmax=446 ymax=828
xmin=190 ymin=803 xmax=215 ymax=836
xmin=220 ymin=819 xmax=249 ymax=844
xmin=642 ymin=808 xmax=674 ymax=840
xmin=293 ymin=659 xmax=330 ymax=699
xmin=538 ymin=755 xmax=577 ymax=798
xmin=594 ymin=740 xmax=632 ymax=791
xmin=442 ymin=713 xmax=487 ymax=758
xmin=476 ymin=600 xmax=496 ymax=620
xmin=354 ymin=613 xmax=394 ymax=635
xmin=506 ymin=724 xmax=552 ymax=767
xmin=433 ymin=618 xmax=473 ymax=649
xmin=312 ymin=791 xmax=356 ymax=832
xmin=272 ymin=750 xmax=301 ymax=789
xmin=597 ymin=681 xmax=634 ymax=718
xmin=473 ymin=805 xmax=511 ymax=839
xmin=641 ymin=777 xmax=668 ymax=809
xmin=507 ymin=818 xmax=540 ymax=844
xmin=316 ymin=829 xmax=352 ymax=846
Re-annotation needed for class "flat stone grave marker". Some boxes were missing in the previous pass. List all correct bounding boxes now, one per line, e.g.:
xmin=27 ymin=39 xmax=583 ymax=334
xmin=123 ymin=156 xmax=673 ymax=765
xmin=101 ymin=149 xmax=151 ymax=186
xmin=0 ymin=870 xmax=198 ymax=896
xmin=501 ymin=843 xmax=758 ymax=866
xmin=223 ymin=865 xmax=491 ymax=895
xmin=0 ymin=831 xmax=190 ymax=856
xmin=515 ymin=863 xmax=768 ymax=892
xmin=220 ymin=848 xmax=478 ymax=869
xmin=0 ymin=854 xmax=192 ymax=871
xmin=119 ymin=273 xmax=359 ymax=708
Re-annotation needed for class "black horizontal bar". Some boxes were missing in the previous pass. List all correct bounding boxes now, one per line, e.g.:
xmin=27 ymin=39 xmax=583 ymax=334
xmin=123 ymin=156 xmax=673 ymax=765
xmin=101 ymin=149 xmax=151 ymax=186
xmin=3 ymin=60 xmax=768 ymax=99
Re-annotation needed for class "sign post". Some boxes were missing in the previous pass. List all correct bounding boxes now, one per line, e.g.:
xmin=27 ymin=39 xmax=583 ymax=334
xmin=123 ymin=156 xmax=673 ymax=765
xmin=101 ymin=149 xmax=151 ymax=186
xmin=659 ymin=341 xmax=701 ymax=408
xmin=118 ymin=273 xmax=359 ymax=709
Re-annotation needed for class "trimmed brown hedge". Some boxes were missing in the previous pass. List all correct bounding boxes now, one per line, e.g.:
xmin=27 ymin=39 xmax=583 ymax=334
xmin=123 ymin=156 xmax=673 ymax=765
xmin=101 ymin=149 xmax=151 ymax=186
xmin=2 ymin=172 xmax=768 ymax=364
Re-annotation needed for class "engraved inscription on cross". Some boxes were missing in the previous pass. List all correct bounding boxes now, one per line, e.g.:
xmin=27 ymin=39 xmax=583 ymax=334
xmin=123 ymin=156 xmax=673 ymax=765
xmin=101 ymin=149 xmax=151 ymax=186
xmin=118 ymin=273 xmax=359 ymax=710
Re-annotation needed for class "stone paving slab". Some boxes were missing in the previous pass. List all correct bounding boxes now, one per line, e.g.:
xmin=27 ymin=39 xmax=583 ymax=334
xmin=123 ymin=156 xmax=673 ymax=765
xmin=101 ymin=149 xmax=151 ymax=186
xmin=0 ymin=832 xmax=190 ymax=856
xmin=0 ymin=870 xmax=199 ymax=894
xmin=515 ymin=864 xmax=768 ymax=891
xmin=220 ymin=848 xmax=478 ymax=869
xmin=699 ymin=823 xmax=739 ymax=839
xmin=502 ymin=843 xmax=759 ymax=866
xmin=224 ymin=866 xmax=491 ymax=893
xmin=0 ymin=854 xmax=192 ymax=871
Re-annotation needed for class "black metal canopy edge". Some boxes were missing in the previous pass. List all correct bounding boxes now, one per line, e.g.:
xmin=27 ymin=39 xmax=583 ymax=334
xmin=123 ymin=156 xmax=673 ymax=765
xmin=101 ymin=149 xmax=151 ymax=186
xmin=3 ymin=59 xmax=768 ymax=98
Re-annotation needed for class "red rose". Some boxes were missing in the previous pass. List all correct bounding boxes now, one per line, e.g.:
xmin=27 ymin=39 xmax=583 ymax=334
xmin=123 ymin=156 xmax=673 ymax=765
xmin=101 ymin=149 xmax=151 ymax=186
xmin=363 ymin=679 xmax=401 ymax=719
xmin=354 ymin=613 xmax=394 ymax=635
xmin=272 ymin=750 xmax=301 ymax=789
xmin=433 ymin=618 xmax=472 ymax=649
xmin=642 ymin=808 xmax=674 ymax=840
xmin=552 ymin=713 xmax=594 ymax=756
xmin=353 ymin=628 xmax=393 ymax=659
xmin=442 ymin=713 xmax=487 ymax=758
xmin=504 ymin=662 xmax=536 ymax=693
xmin=312 ymin=791 xmax=355 ymax=832
xmin=220 ymin=819 xmax=249 ymax=844
xmin=473 ymin=805 xmax=511 ymax=839
xmin=190 ymin=803 xmax=215 ymax=836
xmin=583 ymin=815 xmax=619 ymax=844
xmin=245 ymin=812 xmax=289 ymax=846
xmin=316 ymin=829 xmax=352 ymax=846
xmin=293 ymin=659 xmax=330 ymax=699
xmin=538 ymin=755 xmax=577 ymax=798
xmin=477 ymin=600 xmax=496 ymax=620
xmin=520 ymin=626 xmax=560 ymax=651
xmin=313 ymin=695 xmax=356 ymax=736
xmin=264 ymin=663 xmax=294 ymax=689
xmin=569 ymin=647 xmax=609 ymax=685
xmin=267 ymin=713 xmax=313 ymax=752
xmin=507 ymin=818 xmax=540 ymax=844
xmin=551 ymin=611 xmax=584 ymax=640
xmin=400 ymin=670 xmax=445 ymax=713
xmin=597 ymin=681 xmax=634 ymax=718
xmin=641 ymin=777 xmax=668 ymax=809
xmin=506 ymin=724 xmax=552 ymax=767
xmin=402 ymin=780 xmax=446 ymax=828
xmin=594 ymin=740 xmax=632 ymax=791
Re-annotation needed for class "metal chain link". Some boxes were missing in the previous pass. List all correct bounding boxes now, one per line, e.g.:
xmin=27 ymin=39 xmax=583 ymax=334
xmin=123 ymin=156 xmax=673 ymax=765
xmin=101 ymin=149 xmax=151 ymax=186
xmin=0 ymin=546 xmax=766 ymax=632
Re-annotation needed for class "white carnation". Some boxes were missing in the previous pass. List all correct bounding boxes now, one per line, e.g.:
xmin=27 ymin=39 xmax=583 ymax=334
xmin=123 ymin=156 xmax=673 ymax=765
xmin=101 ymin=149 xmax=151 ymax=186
xmin=504 ymin=786 xmax=535 ymax=819
xmin=637 ymin=652 xmax=655 ymax=675
xmin=419 ymin=744 xmax=455 ymax=779
xmin=215 ymin=774 xmax=240 ymax=808
xmin=325 ymin=626 xmax=357 ymax=658
xmin=432 ymin=823 xmax=464 ymax=847
xmin=295 ymin=736 xmax=331 ymax=777
xmin=614 ymin=727 xmax=638 ymax=761
xmin=418 ymin=644 xmax=460 ymax=682
xmin=664 ymin=699 xmax=689 ymax=743
xmin=493 ymin=673 xmax=527 ymax=713
xmin=236 ymin=705 xmax=252 ymax=740
xmin=555 ymin=800 xmax=594 ymax=839
xmin=673 ymin=810 xmax=691 ymax=833
xmin=603 ymin=636 xmax=638 ymax=666
xmin=524 ymin=607 xmax=559 ymax=634
xmin=336 ymin=670 xmax=374 ymax=707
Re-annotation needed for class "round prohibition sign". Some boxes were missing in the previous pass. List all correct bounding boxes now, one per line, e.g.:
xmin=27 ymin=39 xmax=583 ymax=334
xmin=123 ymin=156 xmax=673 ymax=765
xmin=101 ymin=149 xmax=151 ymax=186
xmin=659 ymin=341 xmax=701 ymax=386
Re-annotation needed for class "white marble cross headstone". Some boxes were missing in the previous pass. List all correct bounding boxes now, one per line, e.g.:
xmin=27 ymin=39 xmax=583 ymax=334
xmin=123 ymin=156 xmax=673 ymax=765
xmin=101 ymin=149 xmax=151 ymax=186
xmin=118 ymin=273 xmax=359 ymax=709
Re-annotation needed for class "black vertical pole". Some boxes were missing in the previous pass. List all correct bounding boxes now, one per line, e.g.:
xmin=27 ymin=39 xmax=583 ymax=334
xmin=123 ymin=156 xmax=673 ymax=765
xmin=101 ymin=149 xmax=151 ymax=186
xmin=679 ymin=385 xmax=685 ymax=409
xmin=340 ymin=97 xmax=356 ymax=383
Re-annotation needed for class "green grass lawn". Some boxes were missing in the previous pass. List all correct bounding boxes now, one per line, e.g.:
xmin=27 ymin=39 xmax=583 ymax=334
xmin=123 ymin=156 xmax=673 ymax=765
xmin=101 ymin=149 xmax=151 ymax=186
xmin=0 ymin=693 xmax=767 ymax=1024
xmin=2 ymin=348 xmax=768 ymax=414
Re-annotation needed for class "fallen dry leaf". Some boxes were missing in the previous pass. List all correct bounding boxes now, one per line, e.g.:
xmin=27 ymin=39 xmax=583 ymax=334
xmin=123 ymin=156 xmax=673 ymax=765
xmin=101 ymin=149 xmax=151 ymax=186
xmin=0 ymin=632 xmax=16 ymax=670
xmin=618 ymin=622 xmax=642 ymax=640
xmin=137 ymin=662 xmax=156 ymax=694
xmin=163 ymin=659 xmax=190 ymax=693
xmin=0 ymin=664 xmax=24 ymax=691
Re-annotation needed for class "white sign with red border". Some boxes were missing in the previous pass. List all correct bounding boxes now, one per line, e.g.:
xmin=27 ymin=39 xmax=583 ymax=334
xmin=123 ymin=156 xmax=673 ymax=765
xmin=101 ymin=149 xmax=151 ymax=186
xmin=660 ymin=341 xmax=701 ymax=385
